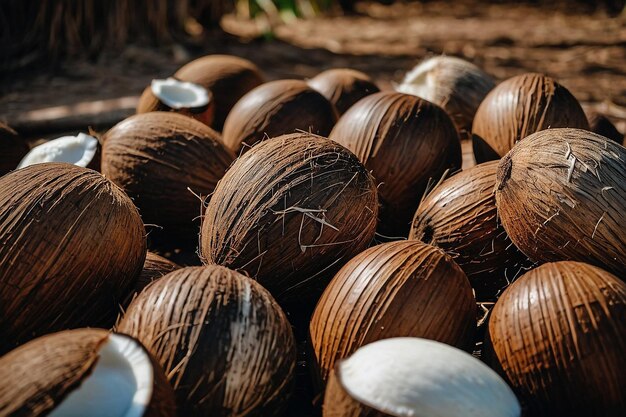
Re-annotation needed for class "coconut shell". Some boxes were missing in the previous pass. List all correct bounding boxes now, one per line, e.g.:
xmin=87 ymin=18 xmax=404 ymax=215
xmin=310 ymin=241 xmax=476 ymax=386
xmin=101 ymin=112 xmax=235 ymax=243
xmin=409 ymin=161 xmax=530 ymax=301
xmin=472 ymin=73 xmax=589 ymax=163
xmin=0 ymin=163 xmax=146 ymax=352
xmin=134 ymin=251 xmax=180 ymax=293
xmin=221 ymin=79 xmax=338 ymax=153
xmin=0 ymin=328 xmax=176 ymax=417
xmin=495 ymin=128 xmax=626 ymax=276
xmin=117 ymin=265 xmax=296 ymax=417
xmin=585 ymin=109 xmax=623 ymax=143
xmin=200 ymin=133 xmax=378 ymax=305
xmin=136 ymin=84 xmax=215 ymax=126
xmin=174 ymin=54 xmax=265 ymax=131
xmin=0 ymin=122 xmax=28 ymax=176
xmin=308 ymin=68 xmax=380 ymax=115
xmin=484 ymin=261 xmax=626 ymax=416
xmin=329 ymin=91 xmax=462 ymax=237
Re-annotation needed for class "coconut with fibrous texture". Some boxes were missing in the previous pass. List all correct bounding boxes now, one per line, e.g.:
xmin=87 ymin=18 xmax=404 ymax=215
xmin=0 ymin=328 xmax=176 ymax=417
xmin=585 ymin=109 xmax=623 ymax=143
xmin=396 ymin=56 xmax=495 ymax=141
xmin=18 ymin=132 xmax=100 ymax=171
xmin=0 ymin=163 xmax=146 ymax=353
xmin=221 ymin=79 xmax=338 ymax=153
xmin=495 ymin=128 xmax=626 ymax=276
xmin=0 ymin=122 xmax=28 ymax=175
xmin=174 ymin=54 xmax=265 ymax=131
xmin=308 ymin=68 xmax=380 ymax=115
xmin=324 ymin=337 xmax=521 ymax=417
xmin=472 ymin=73 xmax=589 ymax=163
xmin=409 ymin=161 xmax=530 ymax=301
xmin=329 ymin=91 xmax=461 ymax=237
xmin=117 ymin=265 xmax=296 ymax=417
xmin=200 ymin=133 xmax=378 ymax=305
xmin=310 ymin=241 xmax=476 ymax=386
xmin=484 ymin=261 xmax=626 ymax=416
xmin=122 ymin=252 xmax=181 ymax=308
xmin=102 ymin=112 xmax=235 ymax=244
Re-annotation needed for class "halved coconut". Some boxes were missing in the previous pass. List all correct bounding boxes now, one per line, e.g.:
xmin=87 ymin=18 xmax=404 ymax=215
xmin=0 ymin=328 xmax=176 ymax=417
xmin=324 ymin=337 xmax=521 ymax=417
xmin=17 ymin=132 xmax=99 ymax=170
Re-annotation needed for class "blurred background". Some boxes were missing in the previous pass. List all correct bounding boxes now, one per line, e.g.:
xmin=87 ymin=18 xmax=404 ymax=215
xmin=0 ymin=0 xmax=625 ymax=143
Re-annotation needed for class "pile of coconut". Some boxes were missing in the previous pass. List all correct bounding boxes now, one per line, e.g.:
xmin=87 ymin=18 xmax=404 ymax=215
xmin=0 ymin=54 xmax=624 ymax=417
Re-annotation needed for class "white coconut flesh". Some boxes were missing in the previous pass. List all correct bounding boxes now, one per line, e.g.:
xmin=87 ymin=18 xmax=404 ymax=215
xmin=395 ymin=57 xmax=441 ymax=101
xmin=18 ymin=133 xmax=98 ymax=169
xmin=151 ymin=78 xmax=209 ymax=110
xmin=49 ymin=334 xmax=154 ymax=417
xmin=337 ymin=337 xmax=521 ymax=417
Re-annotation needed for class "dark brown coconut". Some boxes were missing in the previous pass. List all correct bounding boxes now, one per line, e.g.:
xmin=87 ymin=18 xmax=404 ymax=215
xmin=200 ymin=133 xmax=378 ymax=305
xmin=495 ymin=128 xmax=626 ymax=277
xmin=174 ymin=54 xmax=265 ymax=131
xmin=484 ymin=261 xmax=626 ymax=416
xmin=307 ymin=68 xmax=380 ymax=115
xmin=0 ymin=122 xmax=28 ymax=175
xmin=472 ymin=73 xmax=589 ymax=163
xmin=329 ymin=91 xmax=462 ymax=237
xmin=0 ymin=163 xmax=146 ymax=352
xmin=221 ymin=79 xmax=338 ymax=153
xmin=117 ymin=265 xmax=296 ymax=417
xmin=136 ymin=82 xmax=215 ymax=126
xmin=585 ymin=109 xmax=623 ymax=143
xmin=102 ymin=112 xmax=235 ymax=244
xmin=409 ymin=161 xmax=530 ymax=301
xmin=0 ymin=328 xmax=176 ymax=417
xmin=135 ymin=252 xmax=180 ymax=292
xmin=310 ymin=241 xmax=476 ymax=386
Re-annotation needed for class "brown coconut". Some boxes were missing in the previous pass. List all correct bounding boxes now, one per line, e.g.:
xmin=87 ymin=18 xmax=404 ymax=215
xmin=495 ymin=128 xmax=626 ymax=276
xmin=310 ymin=241 xmax=476 ymax=386
xmin=484 ymin=261 xmax=626 ymax=416
xmin=409 ymin=161 xmax=530 ymax=301
xmin=0 ymin=122 xmax=28 ymax=175
xmin=585 ymin=109 xmax=623 ymax=143
xmin=329 ymin=91 xmax=462 ymax=237
xmin=174 ymin=54 xmax=265 ymax=130
xmin=117 ymin=265 xmax=296 ymax=417
xmin=200 ymin=133 xmax=378 ymax=305
xmin=101 ymin=112 xmax=235 ymax=244
xmin=307 ymin=68 xmax=380 ymax=115
xmin=0 ymin=328 xmax=176 ymax=417
xmin=472 ymin=73 xmax=589 ymax=163
xmin=221 ymin=79 xmax=338 ymax=153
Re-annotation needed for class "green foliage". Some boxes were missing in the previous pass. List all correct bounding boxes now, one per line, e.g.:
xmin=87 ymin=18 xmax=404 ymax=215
xmin=237 ymin=0 xmax=334 ymax=20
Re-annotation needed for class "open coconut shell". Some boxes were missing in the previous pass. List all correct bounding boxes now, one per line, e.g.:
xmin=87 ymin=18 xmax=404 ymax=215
xmin=307 ymin=68 xmax=380 ymax=115
xmin=117 ymin=265 xmax=296 ymax=417
xmin=0 ymin=122 xmax=28 ymax=175
xmin=329 ymin=91 xmax=462 ymax=237
xmin=585 ymin=109 xmax=623 ymax=143
xmin=18 ymin=132 xmax=101 ymax=171
xmin=0 ymin=328 xmax=176 ymax=417
xmin=472 ymin=73 xmax=589 ymax=163
xmin=0 ymin=163 xmax=146 ymax=352
xmin=484 ymin=261 xmax=626 ymax=416
xmin=409 ymin=161 xmax=531 ymax=301
xmin=495 ymin=128 xmax=626 ymax=276
xmin=200 ymin=133 xmax=378 ymax=306
xmin=221 ymin=79 xmax=338 ymax=153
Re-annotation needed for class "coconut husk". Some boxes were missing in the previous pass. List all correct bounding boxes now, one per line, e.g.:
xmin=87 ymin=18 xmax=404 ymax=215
xmin=0 ymin=122 xmax=29 ymax=175
xmin=308 ymin=68 xmax=380 ymax=115
xmin=585 ymin=109 xmax=624 ymax=143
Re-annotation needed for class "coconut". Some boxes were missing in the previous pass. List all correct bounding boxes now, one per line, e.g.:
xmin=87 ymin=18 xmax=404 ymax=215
xmin=328 ymin=91 xmax=461 ymax=237
xmin=0 ymin=328 xmax=176 ymax=417
xmin=0 ymin=163 xmax=146 ymax=352
xmin=472 ymin=73 xmax=589 ymax=163
xmin=101 ymin=112 xmax=235 ymax=244
xmin=310 ymin=240 xmax=476 ymax=386
xmin=200 ymin=133 xmax=378 ymax=305
xmin=396 ymin=56 xmax=495 ymax=142
xmin=484 ymin=261 xmax=626 ymax=416
xmin=324 ymin=337 xmax=521 ymax=417
xmin=136 ymin=78 xmax=215 ymax=126
xmin=221 ymin=79 xmax=338 ymax=153
xmin=495 ymin=128 xmax=626 ymax=276
xmin=174 ymin=54 xmax=265 ymax=131
xmin=0 ymin=122 xmax=28 ymax=175
xmin=409 ymin=161 xmax=530 ymax=301
xmin=117 ymin=265 xmax=296 ymax=417
xmin=585 ymin=109 xmax=623 ymax=143
xmin=307 ymin=68 xmax=380 ymax=115
xmin=18 ymin=132 xmax=100 ymax=171
xmin=134 ymin=252 xmax=180 ymax=293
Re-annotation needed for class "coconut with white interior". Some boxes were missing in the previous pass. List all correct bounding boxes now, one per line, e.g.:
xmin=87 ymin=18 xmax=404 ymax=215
xmin=18 ymin=132 xmax=100 ymax=170
xmin=324 ymin=337 xmax=521 ymax=417
xmin=0 ymin=328 xmax=176 ymax=417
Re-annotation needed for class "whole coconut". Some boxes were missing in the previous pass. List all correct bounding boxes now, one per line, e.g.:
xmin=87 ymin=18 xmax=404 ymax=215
xmin=329 ymin=91 xmax=461 ymax=237
xmin=495 ymin=128 xmax=626 ymax=276
xmin=585 ymin=109 xmax=623 ymax=143
xmin=221 ymin=79 xmax=338 ymax=153
xmin=117 ymin=265 xmax=296 ymax=417
xmin=0 ymin=163 xmax=146 ymax=352
xmin=132 ymin=252 xmax=180 ymax=297
xmin=0 ymin=122 xmax=28 ymax=175
xmin=308 ymin=68 xmax=380 ymax=115
xmin=472 ymin=73 xmax=589 ymax=162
